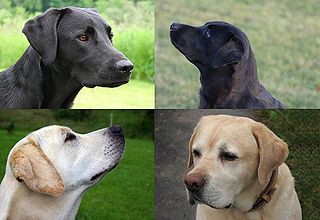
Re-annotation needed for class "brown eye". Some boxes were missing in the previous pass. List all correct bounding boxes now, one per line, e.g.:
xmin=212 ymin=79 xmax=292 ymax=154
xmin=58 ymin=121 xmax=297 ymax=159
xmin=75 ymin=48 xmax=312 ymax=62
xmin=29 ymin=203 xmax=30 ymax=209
xmin=65 ymin=133 xmax=76 ymax=142
xmin=192 ymin=149 xmax=201 ymax=158
xmin=78 ymin=34 xmax=88 ymax=42
xmin=220 ymin=152 xmax=238 ymax=161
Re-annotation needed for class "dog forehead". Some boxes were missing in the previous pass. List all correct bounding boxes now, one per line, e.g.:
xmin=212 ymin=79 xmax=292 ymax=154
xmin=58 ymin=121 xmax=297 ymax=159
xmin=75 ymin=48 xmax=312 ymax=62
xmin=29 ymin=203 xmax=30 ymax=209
xmin=33 ymin=125 xmax=71 ymax=137
xmin=194 ymin=115 xmax=257 ymax=150
xmin=204 ymin=21 xmax=243 ymax=34
xmin=60 ymin=8 xmax=109 ymax=30
xmin=197 ymin=115 xmax=255 ymax=129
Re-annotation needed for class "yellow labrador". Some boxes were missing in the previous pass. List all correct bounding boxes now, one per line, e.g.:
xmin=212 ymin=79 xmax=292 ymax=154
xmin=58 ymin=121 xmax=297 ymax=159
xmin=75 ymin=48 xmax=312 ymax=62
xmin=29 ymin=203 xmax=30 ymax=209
xmin=0 ymin=125 xmax=125 ymax=220
xmin=184 ymin=115 xmax=301 ymax=220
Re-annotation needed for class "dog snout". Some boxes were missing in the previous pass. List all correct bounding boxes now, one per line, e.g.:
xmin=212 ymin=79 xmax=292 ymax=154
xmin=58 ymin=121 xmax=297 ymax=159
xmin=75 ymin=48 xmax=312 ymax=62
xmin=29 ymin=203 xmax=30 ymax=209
xmin=184 ymin=173 xmax=205 ymax=192
xmin=170 ymin=22 xmax=181 ymax=31
xmin=115 ymin=60 xmax=134 ymax=73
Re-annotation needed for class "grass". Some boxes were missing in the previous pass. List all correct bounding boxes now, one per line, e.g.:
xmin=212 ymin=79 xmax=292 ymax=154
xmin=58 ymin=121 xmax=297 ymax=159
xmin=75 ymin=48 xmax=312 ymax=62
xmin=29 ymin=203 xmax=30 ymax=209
xmin=156 ymin=0 xmax=320 ymax=108
xmin=0 ymin=110 xmax=154 ymax=139
xmin=73 ymin=80 xmax=155 ymax=109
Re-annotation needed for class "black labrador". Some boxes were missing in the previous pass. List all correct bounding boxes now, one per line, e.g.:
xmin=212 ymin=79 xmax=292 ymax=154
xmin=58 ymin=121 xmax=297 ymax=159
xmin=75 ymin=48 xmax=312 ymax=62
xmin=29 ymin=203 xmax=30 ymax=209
xmin=0 ymin=7 xmax=133 ymax=108
xmin=170 ymin=21 xmax=285 ymax=109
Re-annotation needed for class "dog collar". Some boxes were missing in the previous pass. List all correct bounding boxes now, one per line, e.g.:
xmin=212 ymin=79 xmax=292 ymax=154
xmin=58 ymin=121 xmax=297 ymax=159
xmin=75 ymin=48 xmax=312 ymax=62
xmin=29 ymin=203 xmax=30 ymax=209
xmin=248 ymin=168 xmax=278 ymax=212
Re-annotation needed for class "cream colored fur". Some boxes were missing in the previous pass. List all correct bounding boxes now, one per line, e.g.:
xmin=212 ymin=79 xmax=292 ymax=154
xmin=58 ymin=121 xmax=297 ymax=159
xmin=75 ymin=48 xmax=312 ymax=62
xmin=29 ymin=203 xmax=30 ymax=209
xmin=0 ymin=125 xmax=124 ymax=220
xmin=186 ymin=115 xmax=302 ymax=220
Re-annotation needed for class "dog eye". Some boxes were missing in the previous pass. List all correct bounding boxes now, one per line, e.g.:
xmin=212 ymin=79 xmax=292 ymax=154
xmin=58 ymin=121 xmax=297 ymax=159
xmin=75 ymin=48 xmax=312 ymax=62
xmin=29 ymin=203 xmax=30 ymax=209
xmin=192 ymin=149 xmax=201 ymax=158
xmin=65 ymin=133 xmax=76 ymax=142
xmin=220 ymin=152 xmax=238 ymax=161
xmin=78 ymin=34 xmax=89 ymax=42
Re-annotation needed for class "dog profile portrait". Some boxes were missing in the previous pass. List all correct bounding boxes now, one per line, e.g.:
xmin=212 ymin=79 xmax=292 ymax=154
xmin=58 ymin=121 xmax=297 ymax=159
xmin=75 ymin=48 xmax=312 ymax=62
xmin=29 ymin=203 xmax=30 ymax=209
xmin=0 ymin=7 xmax=133 ymax=108
xmin=170 ymin=21 xmax=285 ymax=109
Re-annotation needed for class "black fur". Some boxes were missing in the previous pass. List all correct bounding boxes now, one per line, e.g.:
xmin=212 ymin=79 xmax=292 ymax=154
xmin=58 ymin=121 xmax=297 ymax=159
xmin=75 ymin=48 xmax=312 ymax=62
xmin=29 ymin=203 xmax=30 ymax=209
xmin=170 ymin=21 xmax=285 ymax=109
xmin=0 ymin=7 xmax=133 ymax=108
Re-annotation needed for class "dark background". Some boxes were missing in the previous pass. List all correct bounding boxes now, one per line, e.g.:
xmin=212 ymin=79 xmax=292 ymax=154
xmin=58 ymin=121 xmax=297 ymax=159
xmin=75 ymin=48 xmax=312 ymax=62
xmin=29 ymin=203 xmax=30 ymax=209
xmin=155 ymin=110 xmax=320 ymax=220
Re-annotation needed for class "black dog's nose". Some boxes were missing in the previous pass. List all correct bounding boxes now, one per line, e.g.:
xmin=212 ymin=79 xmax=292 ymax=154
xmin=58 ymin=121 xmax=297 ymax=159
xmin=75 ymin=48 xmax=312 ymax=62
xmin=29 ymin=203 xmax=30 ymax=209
xmin=115 ymin=60 xmax=133 ymax=73
xmin=170 ymin=23 xmax=180 ymax=31
xmin=109 ymin=125 xmax=123 ymax=134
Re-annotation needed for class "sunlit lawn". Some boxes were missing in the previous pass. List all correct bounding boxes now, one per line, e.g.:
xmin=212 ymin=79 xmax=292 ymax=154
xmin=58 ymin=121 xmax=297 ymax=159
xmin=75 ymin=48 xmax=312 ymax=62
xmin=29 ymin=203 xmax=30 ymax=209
xmin=73 ymin=80 xmax=155 ymax=109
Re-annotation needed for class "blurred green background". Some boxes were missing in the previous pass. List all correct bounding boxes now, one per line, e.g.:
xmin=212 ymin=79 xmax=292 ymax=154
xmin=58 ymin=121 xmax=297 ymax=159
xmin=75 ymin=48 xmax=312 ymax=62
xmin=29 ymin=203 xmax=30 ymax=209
xmin=0 ymin=110 xmax=154 ymax=219
xmin=155 ymin=0 xmax=320 ymax=108
xmin=255 ymin=110 xmax=320 ymax=220
xmin=0 ymin=0 xmax=154 ymax=109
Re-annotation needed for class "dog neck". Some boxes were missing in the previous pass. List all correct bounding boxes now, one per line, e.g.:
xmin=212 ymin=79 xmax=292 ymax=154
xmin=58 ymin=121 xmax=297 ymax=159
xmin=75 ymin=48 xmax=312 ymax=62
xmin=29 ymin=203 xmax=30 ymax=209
xmin=40 ymin=60 xmax=83 ymax=108
xmin=0 ymin=46 xmax=82 ymax=108
xmin=249 ymin=168 xmax=278 ymax=212
xmin=0 ymin=170 xmax=84 ymax=220
xmin=199 ymin=48 xmax=263 ymax=108
xmin=232 ymin=168 xmax=279 ymax=213
xmin=0 ymin=47 xmax=44 ymax=108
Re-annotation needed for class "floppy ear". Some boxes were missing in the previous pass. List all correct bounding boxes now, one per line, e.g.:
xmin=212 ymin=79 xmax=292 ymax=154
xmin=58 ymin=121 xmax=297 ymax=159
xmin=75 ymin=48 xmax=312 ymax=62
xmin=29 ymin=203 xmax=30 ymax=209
xmin=212 ymin=36 xmax=244 ymax=68
xmin=186 ymin=130 xmax=197 ymax=204
xmin=187 ymin=130 xmax=196 ymax=168
xmin=9 ymin=138 xmax=64 ymax=197
xmin=22 ymin=8 xmax=67 ymax=65
xmin=252 ymin=122 xmax=288 ymax=185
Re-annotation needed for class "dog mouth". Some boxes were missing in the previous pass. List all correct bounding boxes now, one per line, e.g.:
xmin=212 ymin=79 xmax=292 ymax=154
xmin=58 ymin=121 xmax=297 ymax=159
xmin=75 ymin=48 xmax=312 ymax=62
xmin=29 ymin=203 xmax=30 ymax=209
xmin=189 ymin=191 xmax=232 ymax=209
xmin=84 ymin=80 xmax=129 ymax=88
xmin=99 ymin=73 xmax=131 ymax=88
xmin=170 ymin=34 xmax=204 ymax=67
xmin=104 ymin=80 xmax=129 ymax=88
xmin=90 ymin=162 xmax=120 ymax=182
xmin=89 ymin=143 xmax=125 ymax=182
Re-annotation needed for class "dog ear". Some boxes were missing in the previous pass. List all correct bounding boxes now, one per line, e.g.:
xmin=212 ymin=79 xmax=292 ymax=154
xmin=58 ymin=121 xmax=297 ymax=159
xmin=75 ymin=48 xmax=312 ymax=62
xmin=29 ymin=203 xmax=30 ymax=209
xmin=252 ymin=122 xmax=288 ymax=185
xmin=9 ymin=138 xmax=64 ymax=197
xmin=187 ymin=130 xmax=197 ymax=168
xmin=212 ymin=36 xmax=244 ymax=68
xmin=22 ymin=8 xmax=67 ymax=65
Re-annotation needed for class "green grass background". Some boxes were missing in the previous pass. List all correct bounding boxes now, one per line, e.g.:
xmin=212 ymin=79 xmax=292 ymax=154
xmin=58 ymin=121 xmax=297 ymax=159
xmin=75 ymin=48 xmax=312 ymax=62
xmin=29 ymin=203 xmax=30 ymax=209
xmin=0 ymin=0 xmax=154 ymax=109
xmin=73 ymin=80 xmax=154 ymax=109
xmin=0 ymin=110 xmax=154 ymax=219
xmin=156 ymin=0 xmax=320 ymax=108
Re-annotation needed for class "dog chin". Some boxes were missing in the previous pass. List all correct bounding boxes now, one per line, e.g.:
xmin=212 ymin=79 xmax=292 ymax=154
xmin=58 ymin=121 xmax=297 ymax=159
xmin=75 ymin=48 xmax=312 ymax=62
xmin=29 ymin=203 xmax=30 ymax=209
xmin=206 ymin=201 xmax=233 ymax=209
xmin=104 ymin=80 xmax=129 ymax=88
xmin=84 ymin=84 xmax=96 ymax=88
xmin=193 ymin=195 xmax=232 ymax=209
xmin=84 ymin=80 xmax=129 ymax=88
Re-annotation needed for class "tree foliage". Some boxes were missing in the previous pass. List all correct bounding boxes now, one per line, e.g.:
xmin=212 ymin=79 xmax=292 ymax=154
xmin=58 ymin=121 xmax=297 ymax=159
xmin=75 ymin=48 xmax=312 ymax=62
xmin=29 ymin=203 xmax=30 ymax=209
xmin=1 ymin=0 xmax=153 ymax=12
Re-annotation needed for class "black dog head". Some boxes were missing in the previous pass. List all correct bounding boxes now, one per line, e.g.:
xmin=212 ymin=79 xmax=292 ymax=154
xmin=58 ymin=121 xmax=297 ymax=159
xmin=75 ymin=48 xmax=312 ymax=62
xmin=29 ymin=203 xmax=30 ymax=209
xmin=170 ymin=21 xmax=256 ymax=103
xmin=23 ymin=7 xmax=133 ymax=88
xmin=169 ymin=21 xmax=251 ymax=72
